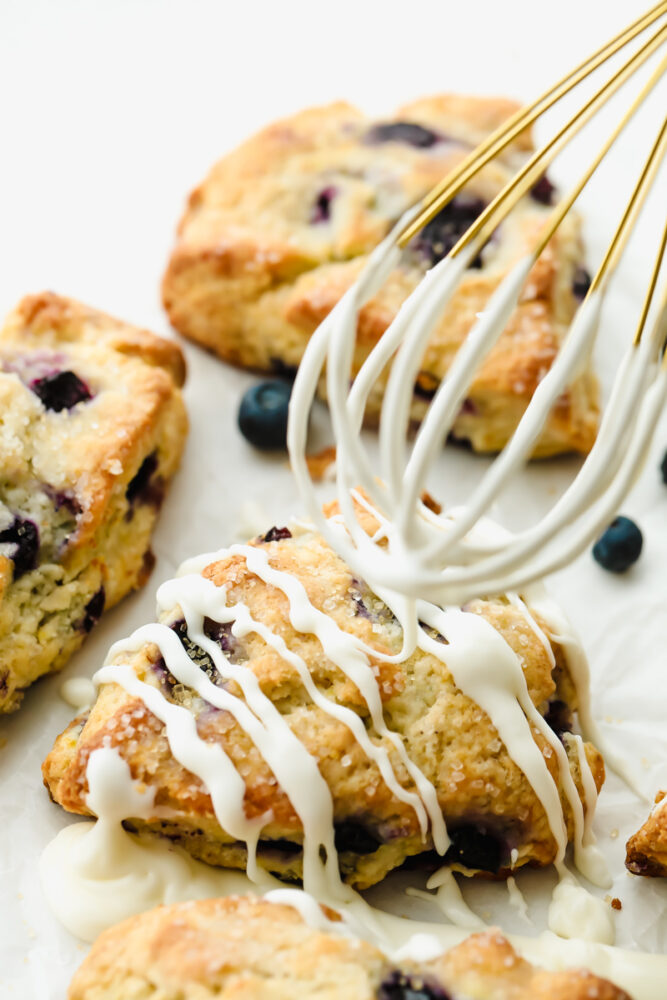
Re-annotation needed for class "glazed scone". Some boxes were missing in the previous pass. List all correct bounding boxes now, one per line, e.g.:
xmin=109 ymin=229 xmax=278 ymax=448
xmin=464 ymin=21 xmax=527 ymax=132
xmin=625 ymin=791 xmax=667 ymax=877
xmin=0 ymin=292 xmax=188 ymax=712
xmin=67 ymin=896 xmax=630 ymax=1000
xmin=162 ymin=95 xmax=598 ymax=456
xmin=43 ymin=502 xmax=603 ymax=890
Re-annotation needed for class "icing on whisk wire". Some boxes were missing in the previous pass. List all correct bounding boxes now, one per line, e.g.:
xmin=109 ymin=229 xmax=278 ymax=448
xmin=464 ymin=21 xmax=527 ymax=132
xmin=288 ymin=2 xmax=667 ymax=605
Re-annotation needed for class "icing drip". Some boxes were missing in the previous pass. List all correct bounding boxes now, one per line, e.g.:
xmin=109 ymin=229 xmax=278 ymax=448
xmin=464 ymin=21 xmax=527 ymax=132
xmin=39 ymin=749 xmax=255 ymax=942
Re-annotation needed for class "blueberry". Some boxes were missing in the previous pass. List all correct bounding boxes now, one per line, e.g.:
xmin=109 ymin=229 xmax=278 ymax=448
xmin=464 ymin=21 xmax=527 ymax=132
xmin=334 ymin=821 xmax=380 ymax=855
xmin=30 ymin=370 xmax=92 ymax=411
xmin=365 ymin=121 xmax=441 ymax=148
xmin=0 ymin=516 xmax=39 ymax=579
xmin=126 ymin=452 xmax=160 ymax=505
xmin=530 ymin=174 xmax=556 ymax=206
xmin=660 ymin=450 xmax=667 ymax=485
xmin=444 ymin=822 xmax=505 ymax=873
xmin=544 ymin=698 xmax=572 ymax=740
xmin=572 ymin=266 xmax=591 ymax=300
xmin=262 ymin=526 xmax=292 ymax=542
xmin=377 ymin=971 xmax=451 ymax=1000
xmin=310 ymin=185 xmax=337 ymax=223
xmin=413 ymin=195 xmax=487 ymax=268
xmin=238 ymin=380 xmax=291 ymax=450
xmin=592 ymin=516 xmax=643 ymax=573
xmin=81 ymin=586 xmax=105 ymax=632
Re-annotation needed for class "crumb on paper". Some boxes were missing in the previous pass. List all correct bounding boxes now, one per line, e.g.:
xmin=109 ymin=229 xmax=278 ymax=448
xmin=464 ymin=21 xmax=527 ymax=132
xmin=655 ymin=790 xmax=666 ymax=805
xmin=420 ymin=490 xmax=442 ymax=515
xmin=611 ymin=897 xmax=622 ymax=911
xmin=306 ymin=445 xmax=336 ymax=482
xmin=610 ymin=828 xmax=619 ymax=839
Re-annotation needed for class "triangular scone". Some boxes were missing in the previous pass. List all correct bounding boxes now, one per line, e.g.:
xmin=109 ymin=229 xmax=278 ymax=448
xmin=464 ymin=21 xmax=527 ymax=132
xmin=44 ymin=517 xmax=603 ymax=890
xmin=626 ymin=792 xmax=667 ymax=877
xmin=162 ymin=95 xmax=598 ymax=456
xmin=0 ymin=293 xmax=188 ymax=712
xmin=68 ymin=897 xmax=630 ymax=1000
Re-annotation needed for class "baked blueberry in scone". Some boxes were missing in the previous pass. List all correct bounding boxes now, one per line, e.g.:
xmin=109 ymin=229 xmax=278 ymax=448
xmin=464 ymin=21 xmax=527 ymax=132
xmin=625 ymin=791 xmax=667 ymax=877
xmin=162 ymin=95 xmax=598 ymax=456
xmin=0 ymin=293 xmax=188 ymax=712
xmin=43 ymin=499 xmax=603 ymax=890
xmin=67 ymin=896 xmax=630 ymax=1000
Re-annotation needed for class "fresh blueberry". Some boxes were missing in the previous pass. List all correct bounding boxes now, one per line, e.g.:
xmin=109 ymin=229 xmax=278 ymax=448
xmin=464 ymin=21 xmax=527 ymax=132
xmin=365 ymin=121 xmax=441 ymax=148
xmin=310 ymin=185 xmax=337 ymax=223
xmin=530 ymin=174 xmax=556 ymax=206
xmin=414 ymin=195 xmax=487 ymax=268
xmin=30 ymin=370 xmax=92 ymax=411
xmin=444 ymin=822 xmax=505 ymax=873
xmin=0 ymin=516 xmax=39 ymax=579
xmin=572 ymin=266 xmax=592 ymax=300
xmin=592 ymin=516 xmax=643 ymax=573
xmin=262 ymin=526 xmax=292 ymax=542
xmin=81 ymin=586 xmax=105 ymax=632
xmin=377 ymin=971 xmax=451 ymax=1000
xmin=660 ymin=450 xmax=667 ymax=485
xmin=238 ymin=380 xmax=291 ymax=450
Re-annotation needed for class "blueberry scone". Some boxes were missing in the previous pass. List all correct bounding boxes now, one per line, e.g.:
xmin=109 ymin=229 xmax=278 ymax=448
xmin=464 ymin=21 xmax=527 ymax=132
xmin=625 ymin=791 xmax=667 ymax=877
xmin=162 ymin=95 xmax=598 ymax=456
xmin=43 ymin=500 xmax=603 ymax=890
xmin=0 ymin=292 xmax=188 ymax=712
xmin=67 ymin=896 xmax=629 ymax=1000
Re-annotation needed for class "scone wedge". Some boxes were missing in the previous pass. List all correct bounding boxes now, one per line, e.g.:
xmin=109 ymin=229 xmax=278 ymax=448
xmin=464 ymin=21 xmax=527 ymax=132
xmin=0 ymin=292 xmax=188 ymax=712
xmin=44 ymin=505 xmax=603 ymax=890
xmin=163 ymin=95 xmax=598 ymax=456
xmin=68 ymin=896 xmax=630 ymax=1000
xmin=626 ymin=791 xmax=667 ymax=877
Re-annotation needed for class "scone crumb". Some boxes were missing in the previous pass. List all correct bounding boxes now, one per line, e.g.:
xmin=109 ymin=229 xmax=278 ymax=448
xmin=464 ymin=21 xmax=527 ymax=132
xmin=306 ymin=445 xmax=336 ymax=481
xmin=420 ymin=490 xmax=442 ymax=515
xmin=611 ymin=897 xmax=622 ymax=911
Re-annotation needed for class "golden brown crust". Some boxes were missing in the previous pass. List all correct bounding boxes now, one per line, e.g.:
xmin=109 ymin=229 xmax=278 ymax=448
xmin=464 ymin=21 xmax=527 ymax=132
xmin=43 ymin=513 xmax=603 ymax=889
xmin=67 ymin=896 xmax=631 ymax=1000
xmin=162 ymin=96 xmax=598 ymax=456
xmin=625 ymin=791 xmax=667 ymax=877
xmin=0 ymin=292 xmax=188 ymax=711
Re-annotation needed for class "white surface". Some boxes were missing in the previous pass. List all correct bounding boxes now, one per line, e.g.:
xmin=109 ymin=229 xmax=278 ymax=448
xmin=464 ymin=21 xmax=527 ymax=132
xmin=1 ymin=0 xmax=666 ymax=996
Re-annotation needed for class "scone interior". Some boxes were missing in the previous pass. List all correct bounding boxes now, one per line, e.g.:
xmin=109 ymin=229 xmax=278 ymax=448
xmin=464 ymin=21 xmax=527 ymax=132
xmin=67 ymin=896 xmax=631 ymax=1000
xmin=43 ymin=502 xmax=603 ymax=892
xmin=0 ymin=292 xmax=188 ymax=712
xmin=162 ymin=95 xmax=599 ymax=456
xmin=625 ymin=791 xmax=667 ymax=877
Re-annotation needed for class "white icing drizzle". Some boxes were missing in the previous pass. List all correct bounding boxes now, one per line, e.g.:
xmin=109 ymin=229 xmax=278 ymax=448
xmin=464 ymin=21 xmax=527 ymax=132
xmin=39 ymin=749 xmax=256 ymax=942
xmin=506 ymin=876 xmax=530 ymax=922
xmin=548 ymin=875 xmax=615 ymax=945
xmin=407 ymin=866 xmax=486 ymax=930
xmin=59 ymin=676 xmax=96 ymax=711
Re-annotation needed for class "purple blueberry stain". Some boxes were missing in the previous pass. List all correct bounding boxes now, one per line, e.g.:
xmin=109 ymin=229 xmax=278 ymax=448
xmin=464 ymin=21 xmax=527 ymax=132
xmin=530 ymin=174 xmax=556 ymax=206
xmin=81 ymin=586 xmax=105 ymax=633
xmin=572 ymin=266 xmax=591 ymax=300
xmin=365 ymin=121 xmax=442 ymax=149
xmin=377 ymin=971 xmax=452 ymax=1000
xmin=30 ymin=370 xmax=92 ymax=411
xmin=126 ymin=452 xmax=163 ymax=508
xmin=444 ymin=821 xmax=508 ymax=873
xmin=413 ymin=195 xmax=487 ymax=268
xmin=334 ymin=820 xmax=381 ymax=855
xmin=310 ymin=185 xmax=338 ymax=224
xmin=262 ymin=526 xmax=292 ymax=543
xmin=0 ymin=516 xmax=39 ymax=579
xmin=544 ymin=698 xmax=572 ymax=740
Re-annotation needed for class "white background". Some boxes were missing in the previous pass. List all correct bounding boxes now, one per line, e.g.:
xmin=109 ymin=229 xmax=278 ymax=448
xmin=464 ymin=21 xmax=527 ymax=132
xmin=1 ymin=1 xmax=666 ymax=996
